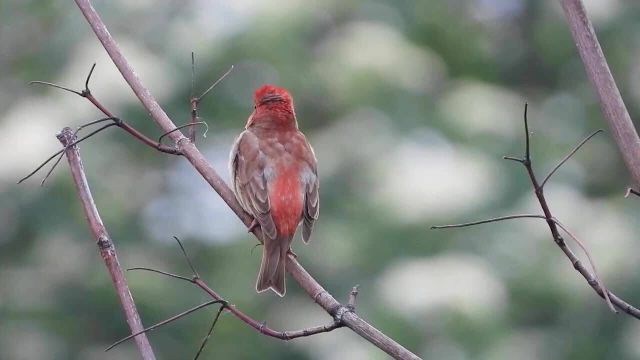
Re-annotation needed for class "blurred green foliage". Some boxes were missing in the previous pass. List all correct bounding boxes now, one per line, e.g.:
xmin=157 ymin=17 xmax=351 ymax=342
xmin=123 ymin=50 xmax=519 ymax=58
xmin=2 ymin=1 xmax=640 ymax=359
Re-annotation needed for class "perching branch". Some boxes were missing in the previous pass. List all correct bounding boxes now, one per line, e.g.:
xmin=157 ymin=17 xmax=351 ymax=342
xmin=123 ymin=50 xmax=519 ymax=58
xmin=560 ymin=0 xmax=640 ymax=188
xmin=69 ymin=1 xmax=420 ymax=358
xmin=434 ymin=105 xmax=640 ymax=319
xmin=56 ymin=127 xmax=156 ymax=360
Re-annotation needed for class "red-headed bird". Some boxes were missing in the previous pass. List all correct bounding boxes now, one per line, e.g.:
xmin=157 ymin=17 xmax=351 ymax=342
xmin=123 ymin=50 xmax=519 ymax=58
xmin=229 ymin=84 xmax=319 ymax=296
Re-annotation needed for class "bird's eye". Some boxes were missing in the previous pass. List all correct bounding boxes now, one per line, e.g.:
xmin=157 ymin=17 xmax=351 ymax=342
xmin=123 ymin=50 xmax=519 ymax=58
xmin=254 ymin=105 xmax=257 ymax=109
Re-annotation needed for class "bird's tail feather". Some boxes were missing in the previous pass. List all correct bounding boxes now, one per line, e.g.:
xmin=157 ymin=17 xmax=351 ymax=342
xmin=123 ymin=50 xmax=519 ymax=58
xmin=256 ymin=237 xmax=288 ymax=296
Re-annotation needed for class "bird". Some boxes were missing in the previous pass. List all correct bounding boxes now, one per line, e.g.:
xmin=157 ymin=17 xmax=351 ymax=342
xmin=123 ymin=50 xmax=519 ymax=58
xmin=229 ymin=84 xmax=319 ymax=296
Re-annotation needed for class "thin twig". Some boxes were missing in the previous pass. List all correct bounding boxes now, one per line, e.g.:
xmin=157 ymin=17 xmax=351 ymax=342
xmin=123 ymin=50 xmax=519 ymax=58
xmin=72 ymin=1 xmax=419 ymax=358
xmin=540 ymin=129 xmax=603 ymax=188
xmin=189 ymin=52 xmax=197 ymax=142
xmin=173 ymin=236 xmax=200 ymax=279
xmin=57 ymin=127 xmax=156 ymax=359
xmin=524 ymin=103 xmax=530 ymax=162
xmin=195 ymin=65 xmax=234 ymax=105
xmin=158 ymin=122 xmax=208 ymax=146
xmin=193 ymin=305 xmax=226 ymax=360
xmin=106 ymin=300 xmax=225 ymax=352
xmin=127 ymin=267 xmax=194 ymax=282
xmin=431 ymin=214 xmax=546 ymax=229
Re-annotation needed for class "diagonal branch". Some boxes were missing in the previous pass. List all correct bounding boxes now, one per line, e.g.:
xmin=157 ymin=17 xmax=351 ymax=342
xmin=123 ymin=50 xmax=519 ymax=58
xmin=57 ymin=127 xmax=156 ymax=360
xmin=560 ymin=0 xmax=640 ymax=188
xmin=72 ymin=1 xmax=420 ymax=358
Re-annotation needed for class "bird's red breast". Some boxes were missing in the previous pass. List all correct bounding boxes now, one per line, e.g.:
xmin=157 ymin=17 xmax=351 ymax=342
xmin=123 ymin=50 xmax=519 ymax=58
xmin=269 ymin=163 xmax=304 ymax=237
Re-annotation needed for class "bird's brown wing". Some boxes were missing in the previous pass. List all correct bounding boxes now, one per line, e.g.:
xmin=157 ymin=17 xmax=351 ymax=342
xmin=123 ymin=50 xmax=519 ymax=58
xmin=293 ymin=132 xmax=319 ymax=243
xmin=229 ymin=130 xmax=277 ymax=242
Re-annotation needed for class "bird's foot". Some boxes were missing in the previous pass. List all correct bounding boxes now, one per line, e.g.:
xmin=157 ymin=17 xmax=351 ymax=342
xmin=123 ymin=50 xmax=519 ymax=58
xmin=287 ymin=248 xmax=298 ymax=258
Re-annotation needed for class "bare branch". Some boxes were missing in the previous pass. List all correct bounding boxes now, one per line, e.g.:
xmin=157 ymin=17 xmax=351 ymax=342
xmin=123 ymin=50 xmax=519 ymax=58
xmin=56 ymin=127 xmax=156 ymax=359
xmin=560 ymin=0 xmax=640 ymax=187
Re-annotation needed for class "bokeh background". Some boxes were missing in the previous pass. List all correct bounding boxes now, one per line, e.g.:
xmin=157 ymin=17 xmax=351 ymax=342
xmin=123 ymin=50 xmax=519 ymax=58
xmin=2 ymin=0 xmax=640 ymax=359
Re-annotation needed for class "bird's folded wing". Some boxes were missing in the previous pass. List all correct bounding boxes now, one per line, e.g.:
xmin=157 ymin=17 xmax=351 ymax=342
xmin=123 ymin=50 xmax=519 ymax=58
xmin=230 ymin=131 xmax=278 ymax=241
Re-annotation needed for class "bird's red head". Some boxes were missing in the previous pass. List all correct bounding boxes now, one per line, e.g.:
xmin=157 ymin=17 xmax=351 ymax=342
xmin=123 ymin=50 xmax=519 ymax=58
xmin=247 ymin=84 xmax=297 ymax=129
xmin=253 ymin=84 xmax=293 ymax=108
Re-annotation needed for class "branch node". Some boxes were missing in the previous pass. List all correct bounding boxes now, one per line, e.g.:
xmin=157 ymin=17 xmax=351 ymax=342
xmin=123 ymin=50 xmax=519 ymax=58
xmin=312 ymin=289 xmax=328 ymax=305
xmin=97 ymin=235 xmax=112 ymax=250
xmin=332 ymin=304 xmax=354 ymax=324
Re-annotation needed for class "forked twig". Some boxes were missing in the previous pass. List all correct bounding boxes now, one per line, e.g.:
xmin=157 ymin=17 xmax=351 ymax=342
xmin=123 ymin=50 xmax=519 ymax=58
xmin=508 ymin=104 xmax=615 ymax=312
xmin=30 ymin=63 xmax=182 ymax=155
xmin=106 ymin=300 xmax=225 ymax=352
xmin=127 ymin=236 xmax=344 ymax=341
xmin=433 ymin=104 xmax=640 ymax=318
xmin=18 ymin=117 xmax=121 ymax=185
xmin=188 ymin=54 xmax=234 ymax=143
